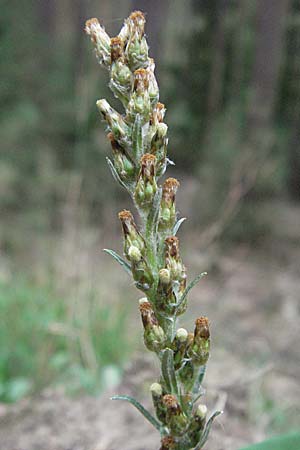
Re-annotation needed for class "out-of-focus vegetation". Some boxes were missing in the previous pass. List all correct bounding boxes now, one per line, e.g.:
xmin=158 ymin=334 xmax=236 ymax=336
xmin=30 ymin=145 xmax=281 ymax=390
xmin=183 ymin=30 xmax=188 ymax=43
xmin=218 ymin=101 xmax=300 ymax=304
xmin=240 ymin=432 xmax=300 ymax=450
xmin=1 ymin=0 xmax=300 ymax=406
xmin=0 ymin=277 xmax=132 ymax=402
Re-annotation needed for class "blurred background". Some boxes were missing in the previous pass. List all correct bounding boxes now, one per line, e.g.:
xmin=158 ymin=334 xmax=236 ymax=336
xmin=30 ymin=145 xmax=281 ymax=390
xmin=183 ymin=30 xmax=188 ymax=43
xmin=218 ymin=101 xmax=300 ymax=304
xmin=0 ymin=0 xmax=299 ymax=449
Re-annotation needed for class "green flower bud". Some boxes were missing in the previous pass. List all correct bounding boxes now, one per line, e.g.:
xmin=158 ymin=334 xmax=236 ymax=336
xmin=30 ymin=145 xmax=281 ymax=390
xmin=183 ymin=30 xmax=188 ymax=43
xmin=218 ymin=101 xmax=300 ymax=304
xmin=176 ymin=328 xmax=188 ymax=343
xmin=159 ymin=178 xmax=180 ymax=231
xmin=118 ymin=212 xmax=152 ymax=291
xmin=149 ymin=122 xmax=168 ymax=177
xmin=144 ymin=183 xmax=154 ymax=200
xmin=157 ymin=268 xmax=174 ymax=315
xmin=128 ymin=245 xmax=142 ymax=262
xmin=127 ymin=37 xmax=149 ymax=70
xmin=187 ymin=403 xmax=208 ymax=446
xmin=189 ymin=317 xmax=210 ymax=365
xmin=164 ymin=237 xmax=186 ymax=292
xmin=161 ymin=207 xmax=171 ymax=223
xmin=196 ymin=404 xmax=208 ymax=419
xmin=134 ymin=154 xmax=157 ymax=209
xmin=173 ymin=328 xmax=189 ymax=370
xmin=132 ymin=259 xmax=153 ymax=292
xmin=96 ymin=99 xmax=129 ymax=141
xmin=163 ymin=394 xmax=188 ymax=436
xmin=150 ymin=382 xmax=163 ymax=396
xmin=85 ymin=18 xmax=111 ymax=66
xmin=150 ymin=382 xmax=166 ymax=423
xmin=109 ymin=37 xmax=132 ymax=104
xmin=159 ymin=268 xmax=171 ymax=285
xmin=124 ymin=11 xmax=148 ymax=70
xmin=157 ymin=122 xmax=168 ymax=138
xmin=118 ymin=210 xmax=145 ymax=257
xmin=107 ymin=133 xmax=135 ymax=180
xmin=126 ymin=69 xmax=152 ymax=121
xmin=139 ymin=301 xmax=165 ymax=352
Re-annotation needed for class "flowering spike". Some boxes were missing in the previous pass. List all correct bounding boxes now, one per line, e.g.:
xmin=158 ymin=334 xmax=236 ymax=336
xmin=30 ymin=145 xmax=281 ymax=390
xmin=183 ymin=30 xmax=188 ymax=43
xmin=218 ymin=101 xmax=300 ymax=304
xmin=85 ymin=10 xmax=218 ymax=449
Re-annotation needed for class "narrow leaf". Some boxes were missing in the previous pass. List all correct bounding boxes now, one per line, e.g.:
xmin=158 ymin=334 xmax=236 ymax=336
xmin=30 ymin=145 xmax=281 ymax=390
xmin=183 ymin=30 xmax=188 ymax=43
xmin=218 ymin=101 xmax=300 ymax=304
xmin=173 ymin=217 xmax=186 ymax=235
xmin=195 ymin=410 xmax=223 ymax=449
xmin=111 ymin=395 xmax=161 ymax=431
xmin=192 ymin=386 xmax=206 ymax=405
xmin=176 ymin=272 xmax=207 ymax=312
xmin=132 ymin=114 xmax=143 ymax=160
xmin=106 ymin=157 xmax=130 ymax=193
xmin=192 ymin=365 xmax=206 ymax=395
xmin=161 ymin=348 xmax=178 ymax=395
xmin=166 ymin=157 xmax=175 ymax=166
xmin=146 ymin=188 xmax=162 ymax=238
xmin=103 ymin=249 xmax=132 ymax=275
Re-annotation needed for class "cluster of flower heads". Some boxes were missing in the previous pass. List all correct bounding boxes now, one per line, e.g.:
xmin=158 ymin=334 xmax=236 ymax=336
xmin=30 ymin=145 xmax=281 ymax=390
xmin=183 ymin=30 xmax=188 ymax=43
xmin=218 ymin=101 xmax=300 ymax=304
xmin=86 ymin=11 xmax=219 ymax=450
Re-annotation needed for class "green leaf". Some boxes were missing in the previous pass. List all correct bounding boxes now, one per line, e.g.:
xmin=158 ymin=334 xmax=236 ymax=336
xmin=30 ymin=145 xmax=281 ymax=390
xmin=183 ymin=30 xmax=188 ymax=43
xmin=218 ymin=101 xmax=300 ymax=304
xmin=192 ymin=365 xmax=206 ymax=396
xmin=176 ymin=272 xmax=207 ymax=312
xmin=103 ymin=249 xmax=132 ymax=275
xmin=146 ymin=188 xmax=162 ymax=238
xmin=195 ymin=410 xmax=223 ymax=449
xmin=161 ymin=348 xmax=179 ymax=395
xmin=106 ymin=157 xmax=130 ymax=193
xmin=111 ymin=394 xmax=161 ymax=431
xmin=239 ymin=433 xmax=300 ymax=450
xmin=132 ymin=114 xmax=143 ymax=160
xmin=173 ymin=217 xmax=186 ymax=235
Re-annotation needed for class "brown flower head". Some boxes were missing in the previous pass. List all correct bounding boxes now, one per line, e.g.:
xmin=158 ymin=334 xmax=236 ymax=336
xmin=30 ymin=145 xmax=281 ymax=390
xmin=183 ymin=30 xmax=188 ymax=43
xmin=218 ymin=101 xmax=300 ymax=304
xmin=139 ymin=300 xmax=158 ymax=328
xmin=118 ymin=210 xmax=137 ymax=236
xmin=194 ymin=316 xmax=210 ymax=340
xmin=160 ymin=436 xmax=175 ymax=450
xmin=165 ymin=236 xmax=180 ymax=260
xmin=162 ymin=178 xmax=180 ymax=207
xmin=134 ymin=68 xmax=150 ymax=93
xmin=151 ymin=102 xmax=166 ymax=125
xmin=163 ymin=394 xmax=181 ymax=415
xmin=128 ymin=10 xmax=145 ymax=37
xmin=110 ymin=36 xmax=124 ymax=61
xmin=140 ymin=154 xmax=156 ymax=180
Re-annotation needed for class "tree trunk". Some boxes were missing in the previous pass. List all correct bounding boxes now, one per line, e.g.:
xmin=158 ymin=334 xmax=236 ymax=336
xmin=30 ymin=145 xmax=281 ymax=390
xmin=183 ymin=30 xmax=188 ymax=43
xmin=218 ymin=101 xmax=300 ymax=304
xmin=247 ymin=0 xmax=290 ymax=132
xmin=207 ymin=0 xmax=230 ymax=117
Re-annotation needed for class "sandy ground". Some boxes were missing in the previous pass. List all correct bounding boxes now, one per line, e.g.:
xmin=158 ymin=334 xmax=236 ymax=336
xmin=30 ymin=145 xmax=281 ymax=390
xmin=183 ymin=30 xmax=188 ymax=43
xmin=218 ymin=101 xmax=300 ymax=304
xmin=1 ymin=229 xmax=300 ymax=450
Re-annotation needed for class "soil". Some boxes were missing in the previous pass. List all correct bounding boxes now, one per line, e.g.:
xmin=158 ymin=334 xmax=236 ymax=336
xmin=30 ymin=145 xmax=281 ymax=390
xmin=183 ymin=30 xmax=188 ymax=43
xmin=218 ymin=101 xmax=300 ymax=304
xmin=1 ymin=202 xmax=300 ymax=450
